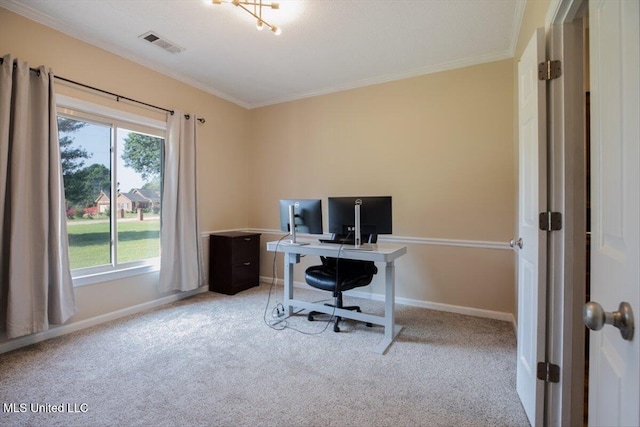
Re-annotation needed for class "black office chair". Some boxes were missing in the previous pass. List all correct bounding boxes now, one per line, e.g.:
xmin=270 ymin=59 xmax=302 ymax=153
xmin=305 ymin=242 xmax=378 ymax=332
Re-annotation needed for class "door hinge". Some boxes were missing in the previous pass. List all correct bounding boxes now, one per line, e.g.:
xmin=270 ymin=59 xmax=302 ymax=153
xmin=537 ymin=362 xmax=560 ymax=383
xmin=538 ymin=60 xmax=562 ymax=80
xmin=539 ymin=212 xmax=562 ymax=231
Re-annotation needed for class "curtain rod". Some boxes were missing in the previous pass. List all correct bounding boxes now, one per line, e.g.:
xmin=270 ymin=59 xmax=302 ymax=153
xmin=0 ymin=57 xmax=205 ymax=124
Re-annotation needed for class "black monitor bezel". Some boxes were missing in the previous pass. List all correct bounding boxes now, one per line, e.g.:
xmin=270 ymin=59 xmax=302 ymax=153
xmin=327 ymin=196 xmax=392 ymax=239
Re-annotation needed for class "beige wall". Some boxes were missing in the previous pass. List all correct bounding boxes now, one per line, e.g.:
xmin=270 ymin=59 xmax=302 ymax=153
xmin=0 ymin=8 xmax=249 ymax=327
xmin=249 ymin=60 xmax=517 ymax=315
xmin=249 ymin=61 xmax=515 ymax=240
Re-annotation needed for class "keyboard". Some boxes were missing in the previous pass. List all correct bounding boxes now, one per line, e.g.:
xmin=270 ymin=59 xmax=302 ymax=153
xmin=319 ymin=238 xmax=354 ymax=244
xmin=318 ymin=239 xmax=374 ymax=251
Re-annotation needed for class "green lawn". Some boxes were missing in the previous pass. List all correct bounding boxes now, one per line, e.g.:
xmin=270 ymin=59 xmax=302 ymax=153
xmin=67 ymin=219 xmax=160 ymax=270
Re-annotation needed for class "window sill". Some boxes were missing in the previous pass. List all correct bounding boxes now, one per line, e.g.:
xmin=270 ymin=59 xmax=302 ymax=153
xmin=72 ymin=260 xmax=160 ymax=287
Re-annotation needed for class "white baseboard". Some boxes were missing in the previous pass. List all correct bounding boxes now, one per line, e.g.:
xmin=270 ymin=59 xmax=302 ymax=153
xmin=0 ymin=286 xmax=208 ymax=355
xmin=260 ymin=276 xmax=515 ymax=323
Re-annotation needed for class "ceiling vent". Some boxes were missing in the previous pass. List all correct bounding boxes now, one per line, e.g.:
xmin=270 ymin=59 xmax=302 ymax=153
xmin=139 ymin=31 xmax=185 ymax=54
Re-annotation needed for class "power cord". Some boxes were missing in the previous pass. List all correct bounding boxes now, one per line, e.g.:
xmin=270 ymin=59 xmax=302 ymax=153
xmin=262 ymin=233 xmax=289 ymax=329
xmin=263 ymin=233 xmax=337 ymax=335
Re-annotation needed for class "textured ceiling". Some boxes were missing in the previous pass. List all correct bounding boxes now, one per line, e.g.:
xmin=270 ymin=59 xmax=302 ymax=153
xmin=1 ymin=0 xmax=526 ymax=109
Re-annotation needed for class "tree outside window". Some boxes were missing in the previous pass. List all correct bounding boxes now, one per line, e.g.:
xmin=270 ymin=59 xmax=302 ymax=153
xmin=57 ymin=113 xmax=164 ymax=272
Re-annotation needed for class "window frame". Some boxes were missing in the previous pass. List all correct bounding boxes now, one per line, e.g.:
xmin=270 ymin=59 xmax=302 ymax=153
xmin=57 ymin=95 xmax=166 ymax=287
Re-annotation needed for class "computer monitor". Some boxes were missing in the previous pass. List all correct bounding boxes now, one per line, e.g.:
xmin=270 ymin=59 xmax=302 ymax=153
xmin=279 ymin=199 xmax=323 ymax=244
xmin=328 ymin=196 xmax=392 ymax=244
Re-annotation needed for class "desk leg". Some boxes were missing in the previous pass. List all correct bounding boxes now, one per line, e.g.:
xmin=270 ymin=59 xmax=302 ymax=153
xmin=283 ymin=253 xmax=297 ymax=316
xmin=373 ymin=260 xmax=403 ymax=354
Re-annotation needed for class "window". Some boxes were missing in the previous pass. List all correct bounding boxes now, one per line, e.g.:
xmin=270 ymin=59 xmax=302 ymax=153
xmin=57 ymin=96 xmax=166 ymax=285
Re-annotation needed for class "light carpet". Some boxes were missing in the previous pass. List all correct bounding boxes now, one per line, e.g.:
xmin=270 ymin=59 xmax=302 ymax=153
xmin=0 ymin=285 xmax=530 ymax=427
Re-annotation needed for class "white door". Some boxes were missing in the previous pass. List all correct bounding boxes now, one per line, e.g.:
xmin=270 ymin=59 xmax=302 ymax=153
xmin=516 ymin=27 xmax=547 ymax=427
xmin=587 ymin=0 xmax=639 ymax=425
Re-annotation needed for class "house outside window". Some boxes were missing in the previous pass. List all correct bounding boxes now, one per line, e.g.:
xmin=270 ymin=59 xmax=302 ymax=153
xmin=57 ymin=96 xmax=166 ymax=285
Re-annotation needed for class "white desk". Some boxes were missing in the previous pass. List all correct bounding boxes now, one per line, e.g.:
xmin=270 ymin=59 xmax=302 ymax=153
xmin=266 ymin=238 xmax=407 ymax=354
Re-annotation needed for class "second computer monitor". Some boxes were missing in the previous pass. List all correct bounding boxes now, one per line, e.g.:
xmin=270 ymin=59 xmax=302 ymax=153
xmin=279 ymin=199 xmax=323 ymax=235
xmin=328 ymin=196 xmax=392 ymax=242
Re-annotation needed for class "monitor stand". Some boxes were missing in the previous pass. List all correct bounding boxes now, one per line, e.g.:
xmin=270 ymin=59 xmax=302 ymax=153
xmin=344 ymin=203 xmax=372 ymax=250
xmin=281 ymin=240 xmax=309 ymax=246
xmin=343 ymin=244 xmax=373 ymax=251
xmin=281 ymin=204 xmax=309 ymax=246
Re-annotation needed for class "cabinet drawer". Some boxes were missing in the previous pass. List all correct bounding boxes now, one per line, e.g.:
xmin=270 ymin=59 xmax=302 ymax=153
xmin=231 ymin=236 xmax=259 ymax=263
xmin=232 ymin=262 xmax=259 ymax=286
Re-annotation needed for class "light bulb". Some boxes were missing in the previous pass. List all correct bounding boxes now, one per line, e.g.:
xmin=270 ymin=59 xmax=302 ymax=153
xmin=272 ymin=25 xmax=281 ymax=35
xmin=256 ymin=20 xmax=264 ymax=31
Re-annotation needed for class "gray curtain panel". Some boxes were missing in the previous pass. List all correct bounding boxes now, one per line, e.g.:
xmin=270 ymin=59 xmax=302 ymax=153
xmin=159 ymin=111 xmax=204 ymax=292
xmin=0 ymin=54 xmax=76 ymax=339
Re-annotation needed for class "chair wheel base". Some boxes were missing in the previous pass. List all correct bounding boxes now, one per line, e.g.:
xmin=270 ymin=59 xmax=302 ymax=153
xmin=307 ymin=306 xmax=369 ymax=332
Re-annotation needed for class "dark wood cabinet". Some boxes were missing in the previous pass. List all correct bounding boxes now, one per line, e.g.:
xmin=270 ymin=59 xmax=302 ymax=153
xmin=209 ymin=231 xmax=261 ymax=295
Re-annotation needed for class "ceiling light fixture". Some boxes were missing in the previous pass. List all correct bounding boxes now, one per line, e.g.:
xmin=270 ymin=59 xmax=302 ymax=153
xmin=213 ymin=0 xmax=282 ymax=35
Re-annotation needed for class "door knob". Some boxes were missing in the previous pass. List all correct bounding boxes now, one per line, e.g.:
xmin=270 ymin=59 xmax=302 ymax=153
xmin=509 ymin=238 xmax=523 ymax=249
xmin=584 ymin=301 xmax=635 ymax=341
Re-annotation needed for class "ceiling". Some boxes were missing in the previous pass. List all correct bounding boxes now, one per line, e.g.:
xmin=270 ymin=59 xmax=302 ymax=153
xmin=1 ymin=0 xmax=526 ymax=109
